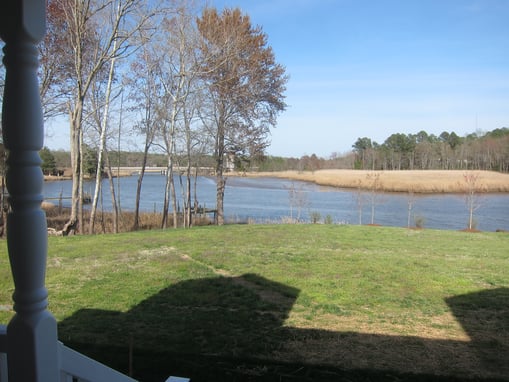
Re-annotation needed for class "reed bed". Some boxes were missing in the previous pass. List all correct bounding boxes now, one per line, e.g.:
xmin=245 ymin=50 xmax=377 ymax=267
xmin=243 ymin=169 xmax=509 ymax=193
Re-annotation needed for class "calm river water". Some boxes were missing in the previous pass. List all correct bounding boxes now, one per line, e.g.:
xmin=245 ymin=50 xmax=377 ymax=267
xmin=43 ymin=174 xmax=509 ymax=232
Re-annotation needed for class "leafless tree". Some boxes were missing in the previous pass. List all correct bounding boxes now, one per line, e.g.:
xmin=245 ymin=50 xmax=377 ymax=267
xmin=168 ymin=3 xmax=207 ymax=228
xmin=156 ymin=14 xmax=188 ymax=229
xmin=41 ymin=0 xmax=155 ymax=235
xmin=406 ymin=190 xmax=417 ymax=228
xmin=126 ymin=30 xmax=161 ymax=230
xmin=354 ymin=179 xmax=365 ymax=225
xmin=86 ymin=0 xmax=155 ymax=234
xmin=462 ymin=171 xmax=485 ymax=230
xmin=287 ymin=182 xmax=308 ymax=222
xmin=39 ymin=1 xmax=73 ymax=122
xmin=366 ymin=172 xmax=382 ymax=225
xmin=196 ymin=7 xmax=288 ymax=225
xmin=61 ymin=0 xmax=102 ymax=235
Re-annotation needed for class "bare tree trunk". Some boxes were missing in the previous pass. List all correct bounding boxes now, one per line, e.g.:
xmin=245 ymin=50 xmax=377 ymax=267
xmin=89 ymin=50 xmax=117 ymax=234
xmin=463 ymin=172 xmax=483 ymax=230
xmin=171 ymin=169 xmax=178 ymax=228
xmin=183 ymin=118 xmax=193 ymax=228
xmin=114 ymin=91 xmax=124 ymax=231
xmin=193 ymin=166 xmax=199 ymax=223
xmin=132 ymin=98 xmax=155 ymax=231
xmin=216 ymin=175 xmax=226 ymax=225
xmin=132 ymin=151 xmax=148 ymax=231
xmin=215 ymin=122 xmax=226 ymax=225
xmin=63 ymin=106 xmax=82 ymax=236
xmin=367 ymin=172 xmax=381 ymax=225
xmin=160 ymin=89 xmax=179 ymax=228
xmin=78 ymin=126 xmax=84 ymax=232
xmin=185 ymin=168 xmax=192 ymax=227
xmin=355 ymin=181 xmax=364 ymax=225
xmin=0 ymin=165 xmax=6 ymax=238
xmin=161 ymin=156 xmax=178 ymax=229
xmin=103 ymin=150 xmax=119 ymax=233
xmin=161 ymin=167 xmax=169 ymax=229
xmin=407 ymin=191 xmax=416 ymax=228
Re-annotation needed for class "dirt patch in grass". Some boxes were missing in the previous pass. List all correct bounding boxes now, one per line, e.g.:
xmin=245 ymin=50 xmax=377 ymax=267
xmin=180 ymin=253 xmax=295 ymax=309
xmin=286 ymin=311 xmax=469 ymax=341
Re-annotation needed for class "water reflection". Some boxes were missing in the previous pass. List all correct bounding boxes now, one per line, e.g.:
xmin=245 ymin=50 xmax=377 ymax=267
xmin=43 ymin=175 xmax=509 ymax=231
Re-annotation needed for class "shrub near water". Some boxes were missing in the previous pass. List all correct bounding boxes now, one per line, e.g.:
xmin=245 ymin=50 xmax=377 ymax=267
xmin=43 ymin=206 xmax=213 ymax=234
xmin=0 ymin=225 xmax=508 ymax=381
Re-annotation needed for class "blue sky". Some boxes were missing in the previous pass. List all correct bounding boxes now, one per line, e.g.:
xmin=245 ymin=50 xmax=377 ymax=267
xmin=43 ymin=0 xmax=509 ymax=158
xmin=210 ymin=0 xmax=509 ymax=157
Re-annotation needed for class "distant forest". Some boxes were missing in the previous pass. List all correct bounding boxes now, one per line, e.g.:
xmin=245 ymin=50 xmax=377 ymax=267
xmin=46 ymin=127 xmax=508 ymax=174
xmin=349 ymin=128 xmax=509 ymax=172
xmin=257 ymin=127 xmax=509 ymax=173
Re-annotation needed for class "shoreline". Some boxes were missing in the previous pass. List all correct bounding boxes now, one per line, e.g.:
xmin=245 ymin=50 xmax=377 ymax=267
xmin=44 ymin=169 xmax=509 ymax=193
xmin=235 ymin=169 xmax=509 ymax=193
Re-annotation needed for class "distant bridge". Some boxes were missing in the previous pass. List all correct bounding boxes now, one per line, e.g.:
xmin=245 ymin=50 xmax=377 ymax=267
xmin=112 ymin=166 xmax=214 ymax=176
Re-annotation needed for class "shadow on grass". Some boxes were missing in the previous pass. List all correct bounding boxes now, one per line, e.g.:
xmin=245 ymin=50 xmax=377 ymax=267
xmin=58 ymin=276 xmax=509 ymax=382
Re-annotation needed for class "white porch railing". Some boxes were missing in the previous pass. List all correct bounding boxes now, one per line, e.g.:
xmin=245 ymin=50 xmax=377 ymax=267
xmin=0 ymin=326 xmax=7 ymax=382
xmin=0 ymin=325 xmax=137 ymax=382
xmin=57 ymin=343 xmax=138 ymax=382
xmin=1 ymin=325 xmax=188 ymax=382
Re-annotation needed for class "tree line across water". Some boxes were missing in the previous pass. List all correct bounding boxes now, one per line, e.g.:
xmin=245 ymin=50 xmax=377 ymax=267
xmin=248 ymin=127 xmax=509 ymax=173
xmin=39 ymin=125 xmax=509 ymax=176
xmin=349 ymin=128 xmax=509 ymax=172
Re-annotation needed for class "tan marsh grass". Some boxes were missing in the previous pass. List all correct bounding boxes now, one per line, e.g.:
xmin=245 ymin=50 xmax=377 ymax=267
xmin=241 ymin=170 xmax=509 ymax=193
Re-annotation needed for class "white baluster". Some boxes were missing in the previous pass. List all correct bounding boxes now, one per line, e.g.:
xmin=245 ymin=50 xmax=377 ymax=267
xmin=0 ymin=325 xmax=7 ymax=382
xmin=0 ymin=1 xmax=59 ymax=381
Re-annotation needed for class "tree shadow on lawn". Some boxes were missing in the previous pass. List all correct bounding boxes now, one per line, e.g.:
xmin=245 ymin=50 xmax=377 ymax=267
xmin=58 ymin=275 xmax=509 ymax=382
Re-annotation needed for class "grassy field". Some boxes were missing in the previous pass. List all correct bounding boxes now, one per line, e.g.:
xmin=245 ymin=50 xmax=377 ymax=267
xmin=1 ymin=225 xmax=508 ymax=381
xmin=242 ymin=169 xmax=509 ymax=193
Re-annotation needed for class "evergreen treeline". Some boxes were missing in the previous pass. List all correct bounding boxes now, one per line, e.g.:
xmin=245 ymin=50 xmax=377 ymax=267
xmin=43 ymin=127 xmax=509 ymax=174
xmin=351 ymin=128 xmax=509 ymax=172
xmin=255 ymin=127 xmax=509 ymax=173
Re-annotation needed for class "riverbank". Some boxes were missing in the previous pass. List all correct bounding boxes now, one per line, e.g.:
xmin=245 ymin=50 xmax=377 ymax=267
xmin=45 ymin=169 xmax=509 ymax=193
xmin=238 ymin=169 xmax=509 ymax=193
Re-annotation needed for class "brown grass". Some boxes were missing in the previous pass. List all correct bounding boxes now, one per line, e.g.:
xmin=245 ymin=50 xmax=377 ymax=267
xmin=43 ymin=205 xmax=213 ymax=234
xmin=240 ymin=169 xmax=509 ymax=193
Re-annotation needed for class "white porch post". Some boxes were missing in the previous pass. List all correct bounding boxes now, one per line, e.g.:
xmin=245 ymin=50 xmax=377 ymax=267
xmin=0 ymin=1 xmax=59 ymax=381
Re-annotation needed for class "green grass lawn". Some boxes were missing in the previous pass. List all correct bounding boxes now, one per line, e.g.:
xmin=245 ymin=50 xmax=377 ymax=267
xmin=1 ymin=225 xmax=508 ymax=381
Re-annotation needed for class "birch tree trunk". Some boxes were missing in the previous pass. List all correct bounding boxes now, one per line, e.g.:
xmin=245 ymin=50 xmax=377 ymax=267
xmin=89 ymin=44 xmax=118 ymax=234
xmin=62 ymin=103 xmax=83 ymax=235
xmin=132 ymin=139 xmax=154 ymax=229
xmin=185 ymin=153 xmax=192 ymax=228
xmin=161 ymin=155 xmax=176 ymax=229
xmin=103 ymin=149 xmax=119 ymax=233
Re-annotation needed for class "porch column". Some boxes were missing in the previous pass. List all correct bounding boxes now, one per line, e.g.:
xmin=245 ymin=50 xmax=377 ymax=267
xmin=0 ymin=1 xmax=59 ymax=381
